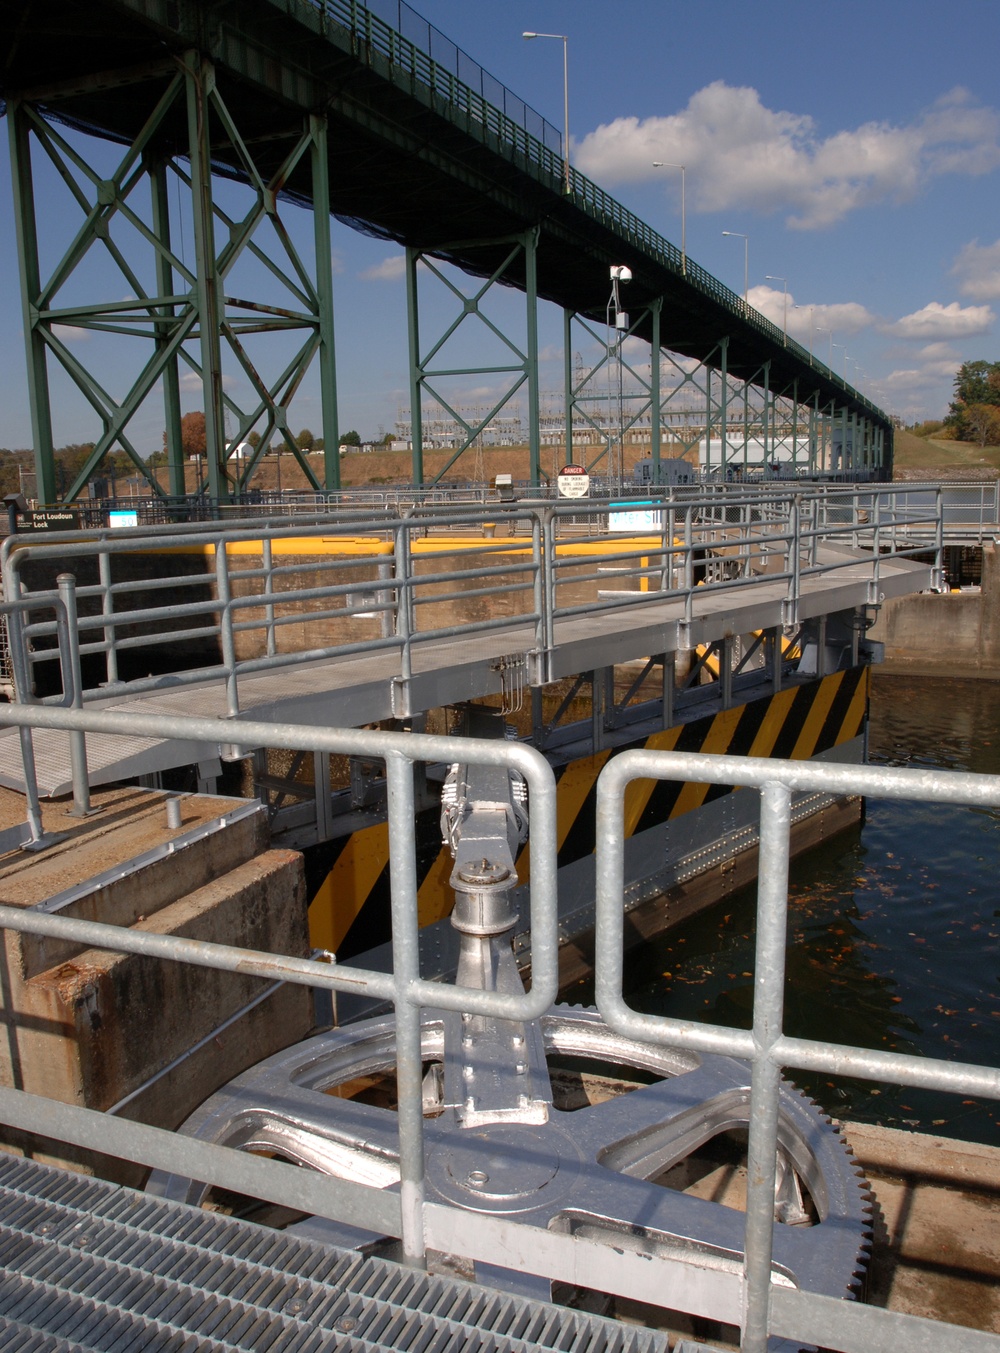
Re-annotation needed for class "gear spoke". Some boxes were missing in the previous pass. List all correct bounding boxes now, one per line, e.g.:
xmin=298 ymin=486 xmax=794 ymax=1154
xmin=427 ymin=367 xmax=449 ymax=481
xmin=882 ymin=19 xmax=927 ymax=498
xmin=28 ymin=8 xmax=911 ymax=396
xmin=563 ymin=1061 xmax=749 ymax=1157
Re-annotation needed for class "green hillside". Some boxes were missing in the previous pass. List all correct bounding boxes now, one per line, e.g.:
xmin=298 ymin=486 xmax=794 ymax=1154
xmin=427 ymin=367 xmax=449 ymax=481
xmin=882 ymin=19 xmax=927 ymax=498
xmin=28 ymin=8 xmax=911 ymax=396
xmin=892 ymin=430 xmax=1000 ymax=477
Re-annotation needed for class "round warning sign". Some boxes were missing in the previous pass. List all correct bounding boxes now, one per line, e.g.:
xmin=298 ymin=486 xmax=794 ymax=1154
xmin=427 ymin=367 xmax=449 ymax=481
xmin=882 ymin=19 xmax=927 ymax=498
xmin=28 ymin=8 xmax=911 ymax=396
xmin=557 ymin=464 xmax=590 ymax=498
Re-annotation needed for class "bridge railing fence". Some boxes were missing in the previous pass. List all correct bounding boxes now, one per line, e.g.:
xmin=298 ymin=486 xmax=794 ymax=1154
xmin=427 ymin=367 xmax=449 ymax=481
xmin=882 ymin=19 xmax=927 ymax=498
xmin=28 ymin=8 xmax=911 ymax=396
xmin=0 ymin=487 xmax=940 ymax=726
xmin=306 ymin=0 xmax=882 ymax=420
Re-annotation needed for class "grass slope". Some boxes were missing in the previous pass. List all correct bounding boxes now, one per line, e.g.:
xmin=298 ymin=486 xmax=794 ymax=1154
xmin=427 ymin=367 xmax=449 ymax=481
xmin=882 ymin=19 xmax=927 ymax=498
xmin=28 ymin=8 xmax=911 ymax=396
xmin=892 ymin=430 xmax=1000 ymax=478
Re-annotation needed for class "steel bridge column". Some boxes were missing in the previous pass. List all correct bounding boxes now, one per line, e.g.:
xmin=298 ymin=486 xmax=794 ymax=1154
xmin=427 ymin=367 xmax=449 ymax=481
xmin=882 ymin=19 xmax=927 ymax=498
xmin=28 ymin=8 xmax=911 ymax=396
xmin=650 ymin=298 xmax=662 ymax=480
xmin=184 ymin=53 xmax=227 ymax=502
xmin=840 ymin=405 xmax=849 ymax=478
xmin=8 ymin=99 xmax=57 ymax=504
xmin=705 ymin=365 xmax=713 ymax=474
xmin=404 ymin=231 xmax=539 ymax=487
xmin=405 ymin=248 xmax=424 ymax=486
xmin=525 ymin=229 xmax=541 ymax=487
xmin=742 ymin=376 xmax=750 ymax=472
xmin=762 ymin=361 xmax=771 ymax=472
xmin=855 ymin=408 xmax=866 ymax=478
xmin=790 ymin=379 xmax=799 ymax=475
xmin=563 ymin=308 xmax=574 ymax=469
xmin=150 ymin=157 xmax=185 ymax=499
xmin=719 ymin=338 xmax=729 ymax=477
xmin=311 ymin=113 xmax=341 ymax=493
xmin=812 ymin=393 xmax=821 ymax=472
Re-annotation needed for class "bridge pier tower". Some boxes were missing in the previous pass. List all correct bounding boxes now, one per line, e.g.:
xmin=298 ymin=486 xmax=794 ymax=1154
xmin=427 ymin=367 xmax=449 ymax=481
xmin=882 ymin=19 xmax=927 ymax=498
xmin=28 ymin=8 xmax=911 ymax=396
xmin=405 ymin=230 xmax=542 ymax=487
xmin=5 ymin=54 xmax=342 ymax=505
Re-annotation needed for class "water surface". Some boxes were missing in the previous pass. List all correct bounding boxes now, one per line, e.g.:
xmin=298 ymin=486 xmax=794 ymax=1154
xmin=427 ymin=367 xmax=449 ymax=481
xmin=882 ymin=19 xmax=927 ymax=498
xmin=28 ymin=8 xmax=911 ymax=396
xmin=618 ymin=674 xmax=1000 ymax=1145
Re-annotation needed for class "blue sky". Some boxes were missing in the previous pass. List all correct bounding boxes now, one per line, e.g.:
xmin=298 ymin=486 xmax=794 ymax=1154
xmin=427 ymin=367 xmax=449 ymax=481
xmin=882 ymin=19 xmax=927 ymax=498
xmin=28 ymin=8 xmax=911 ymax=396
xmin=2 ymin=0 xmax=999 ymax=455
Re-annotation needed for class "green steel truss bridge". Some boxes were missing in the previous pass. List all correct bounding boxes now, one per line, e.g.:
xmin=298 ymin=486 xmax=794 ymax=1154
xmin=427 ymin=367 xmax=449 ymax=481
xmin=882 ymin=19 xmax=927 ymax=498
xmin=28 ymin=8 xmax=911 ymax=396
xmin=2 ymin=0 xmax=892 ymax=504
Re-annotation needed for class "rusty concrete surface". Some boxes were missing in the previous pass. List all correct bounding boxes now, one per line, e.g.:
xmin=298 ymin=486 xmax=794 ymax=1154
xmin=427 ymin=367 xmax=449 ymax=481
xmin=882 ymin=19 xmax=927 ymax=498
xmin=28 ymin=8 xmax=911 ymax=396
xmin=845 ymin=1120 xmax=1000 ymax=1334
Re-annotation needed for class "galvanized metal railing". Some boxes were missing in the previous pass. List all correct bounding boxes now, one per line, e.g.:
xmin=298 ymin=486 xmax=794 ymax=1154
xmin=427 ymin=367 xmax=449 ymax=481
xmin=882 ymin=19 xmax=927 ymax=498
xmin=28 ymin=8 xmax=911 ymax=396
xmin=593 ymin=748 xmax=1000 ymax=1353
xmin=0 ymin=487 xmax=941 ymax=723
xmin=0 ymin=700 xmax=996 ymax=1352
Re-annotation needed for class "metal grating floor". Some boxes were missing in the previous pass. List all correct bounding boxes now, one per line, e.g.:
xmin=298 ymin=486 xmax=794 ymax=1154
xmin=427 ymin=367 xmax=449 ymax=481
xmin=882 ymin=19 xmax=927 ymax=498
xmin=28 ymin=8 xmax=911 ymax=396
xmin=0 ymin=1154 xmax=671 ymax=1353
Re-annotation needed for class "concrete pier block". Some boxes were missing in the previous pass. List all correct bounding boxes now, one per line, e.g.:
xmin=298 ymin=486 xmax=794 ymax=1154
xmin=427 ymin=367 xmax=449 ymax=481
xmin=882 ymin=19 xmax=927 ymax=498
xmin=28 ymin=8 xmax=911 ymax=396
xmin=0 ymin=787 xmax=313 ymax=1184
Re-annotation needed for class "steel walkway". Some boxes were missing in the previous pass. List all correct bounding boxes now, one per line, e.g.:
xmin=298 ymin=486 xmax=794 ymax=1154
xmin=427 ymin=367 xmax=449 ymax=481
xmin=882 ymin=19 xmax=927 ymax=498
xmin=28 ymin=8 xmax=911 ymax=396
xmin=0 ymin=1153 xmax=670 ymax=1353
xmin=0 ymin=542 xmax=930 ymax=797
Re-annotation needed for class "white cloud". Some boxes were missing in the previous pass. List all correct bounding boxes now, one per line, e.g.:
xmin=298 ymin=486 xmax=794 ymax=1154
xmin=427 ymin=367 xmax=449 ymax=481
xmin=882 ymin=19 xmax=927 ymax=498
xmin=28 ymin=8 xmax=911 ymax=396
xmin=179 ymin=371 xmax=239 ymax=393
xmin=917 ymin=342 xmax=961 ymax=363
xmin=951 ymin=238 xmax=1000 ymax=300
xmin=882 ymin=368 xmax=930 ymax=392
xmin=747 ymin=285 xmax=875 ymax=339
xmin=752 ymin=286 xmax=995 ymax=351
xmin=909 ymin=343 xmax=963 ymax=378
xmin=360 ymin=255 xmax=406 ymax=281
xmin=882 ymin=300 xmax=994 ymax=340
xmin=575 ymin=84 xmax=1000 ymax=229
xmin=51 ymin=324 xmax=90 ymax=345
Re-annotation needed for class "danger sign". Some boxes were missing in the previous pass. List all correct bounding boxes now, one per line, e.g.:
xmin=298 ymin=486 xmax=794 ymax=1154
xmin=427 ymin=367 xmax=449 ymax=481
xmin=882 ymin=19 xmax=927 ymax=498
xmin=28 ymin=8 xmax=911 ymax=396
xmin=557 ymin=464 xmax=590 ymax=498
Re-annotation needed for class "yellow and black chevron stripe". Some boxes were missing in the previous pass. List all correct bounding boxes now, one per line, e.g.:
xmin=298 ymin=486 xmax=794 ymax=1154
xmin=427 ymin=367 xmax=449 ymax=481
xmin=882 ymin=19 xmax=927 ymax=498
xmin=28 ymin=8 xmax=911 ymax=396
xmin=306 ymin=667 xmax=868 ymax=959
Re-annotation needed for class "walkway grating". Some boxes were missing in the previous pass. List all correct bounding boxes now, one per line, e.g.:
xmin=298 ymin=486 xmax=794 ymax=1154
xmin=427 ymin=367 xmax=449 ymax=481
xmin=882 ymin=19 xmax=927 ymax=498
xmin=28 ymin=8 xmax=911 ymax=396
xmin=0 ymin=1154 xmax=669 ymax=1353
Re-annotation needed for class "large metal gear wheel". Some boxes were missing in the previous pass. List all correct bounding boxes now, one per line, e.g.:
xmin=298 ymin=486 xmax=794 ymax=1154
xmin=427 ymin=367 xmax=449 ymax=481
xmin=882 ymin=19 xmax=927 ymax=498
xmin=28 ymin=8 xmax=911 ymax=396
xmin=150 ymin=1006 xmax=871 ymax=1347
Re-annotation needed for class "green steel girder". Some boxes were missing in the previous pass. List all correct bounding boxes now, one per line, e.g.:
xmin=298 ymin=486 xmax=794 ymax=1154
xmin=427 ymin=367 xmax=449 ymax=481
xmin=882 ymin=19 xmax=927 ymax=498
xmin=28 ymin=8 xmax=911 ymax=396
xmin=406 ymin=231 xmax=541 ymax=486
xmin=560 ymin=312 xmax=843 ymax=480
xmin=6 ymin=51 xmax=341 ymax=503
xmin=1 ymin=0 xmax=892 ymax=484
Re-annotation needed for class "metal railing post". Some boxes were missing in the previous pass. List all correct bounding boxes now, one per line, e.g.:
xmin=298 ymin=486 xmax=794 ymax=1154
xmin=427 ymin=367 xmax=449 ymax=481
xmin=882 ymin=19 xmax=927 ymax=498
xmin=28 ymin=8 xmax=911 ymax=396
xmin=683 ymin=504 xmax=694 ymax=625
xmin=664 ymin=501 xmax=675 ymax=591
xmin=394 ymin=519 xmax=414 ymax=689
xmin=387 ymin=748 xmax=426 ymax=1268
xmin=742 ymin=779 xmax=792 ymax=1353
xmin=784 ymin=495 xmax=801 ymax=627
xmin=98 ymin=549 xmax=118 ymax=686
xmin=532 ymin=507 xmax=546 ymax=669
xmin=214 ymin=540 xmax=239 ymax=717
xmin=262 ymin=537 xmax=276 ymax=658
xmin=933 ymin=485 xmax=945 ymax=590
xmin=56 ymin=573 xmax=91 ymax=817
xmin=543 ymin=506 xmax=556 ymax=653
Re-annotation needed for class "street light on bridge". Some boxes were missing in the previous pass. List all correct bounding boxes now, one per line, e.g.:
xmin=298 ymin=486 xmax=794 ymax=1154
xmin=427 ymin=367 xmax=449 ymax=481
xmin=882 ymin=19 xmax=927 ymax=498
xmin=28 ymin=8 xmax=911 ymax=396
xmin=815 ymin=325 xmax=833 ymax=369
xmin=793 ymin=304 xmax=815 ymax=365
xmin=722 ymin=231 xmax=748 ymax=302
xmin=522 ymin=32 xmax=570 ymax=195
xmin=652 ymin=161 xmax=686 ymax=275
xmin=765 ymin=275 xmax=787 ymax=346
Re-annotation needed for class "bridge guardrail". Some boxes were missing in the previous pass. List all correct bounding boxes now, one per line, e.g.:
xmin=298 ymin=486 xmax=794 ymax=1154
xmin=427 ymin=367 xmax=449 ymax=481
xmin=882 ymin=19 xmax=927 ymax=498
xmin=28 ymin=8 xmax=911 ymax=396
xmin=298 ymin=0 xmax=882 ymax=422
xmin=0 ymin=701 xmax=995 ymax=1351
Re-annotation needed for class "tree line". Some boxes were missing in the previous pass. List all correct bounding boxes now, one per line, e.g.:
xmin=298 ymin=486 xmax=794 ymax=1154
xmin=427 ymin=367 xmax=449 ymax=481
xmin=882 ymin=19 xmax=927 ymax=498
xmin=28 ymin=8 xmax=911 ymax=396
xmin=946 ymin=360 xmax=1000 ymax=447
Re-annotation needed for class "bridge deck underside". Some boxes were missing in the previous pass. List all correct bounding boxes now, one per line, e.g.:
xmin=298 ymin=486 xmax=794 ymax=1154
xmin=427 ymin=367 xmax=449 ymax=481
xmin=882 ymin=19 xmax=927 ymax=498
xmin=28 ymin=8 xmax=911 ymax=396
xmin=0 ymin=552 xmax=928 ymax=797
xmin=1 ymin=0 xmax=878 ymax=405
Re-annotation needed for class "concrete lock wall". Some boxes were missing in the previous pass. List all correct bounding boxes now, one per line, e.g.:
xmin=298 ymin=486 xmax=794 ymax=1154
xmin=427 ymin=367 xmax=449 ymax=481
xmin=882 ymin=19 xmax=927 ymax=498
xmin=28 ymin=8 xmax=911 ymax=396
xmin=870 ymin=544 xmax=1000 ymax=676
xmin=0 ymin=791 xmax=314 ymax=1185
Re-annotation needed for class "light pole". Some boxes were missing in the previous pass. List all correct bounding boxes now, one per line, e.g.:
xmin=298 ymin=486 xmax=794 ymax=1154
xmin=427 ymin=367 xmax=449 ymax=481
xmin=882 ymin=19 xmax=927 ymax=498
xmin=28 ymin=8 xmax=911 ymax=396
xmin=652 ymin=161 xmax=686 ymax=275
xmin=765 ymin=275 xmax=787 ymax=346
xmin=815 ymin=325 xmax=833 ymax=369
xmin=523 ymin=32 xmax=570 ymax=194
xmin=833 ymin=342 xmax=847 ymax=380
xmin=793 ymin=304 xmax=815 ymax=365
xmin=722 ymin=231 xmax=748 ymax=301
